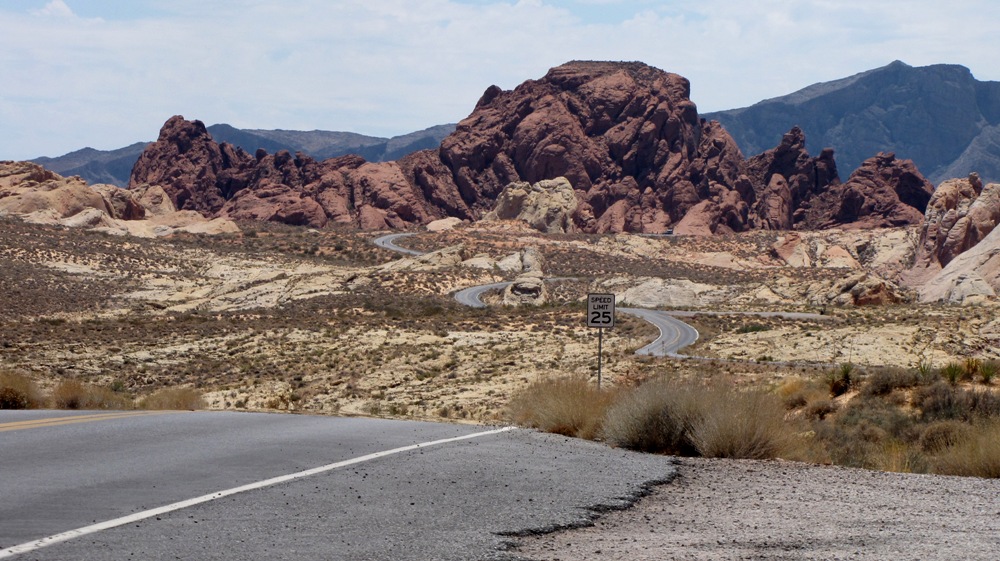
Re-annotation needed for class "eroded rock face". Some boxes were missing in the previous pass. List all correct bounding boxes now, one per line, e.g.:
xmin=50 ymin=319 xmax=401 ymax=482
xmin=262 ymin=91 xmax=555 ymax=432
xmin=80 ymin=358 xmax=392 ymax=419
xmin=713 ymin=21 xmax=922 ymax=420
xmin=911 ymin=174 xmax=1000 ymax=275
xmin=483 ymin=177 xmax=578 ymax=233
xmin=811 ymin=152 xmax=934 ymax=229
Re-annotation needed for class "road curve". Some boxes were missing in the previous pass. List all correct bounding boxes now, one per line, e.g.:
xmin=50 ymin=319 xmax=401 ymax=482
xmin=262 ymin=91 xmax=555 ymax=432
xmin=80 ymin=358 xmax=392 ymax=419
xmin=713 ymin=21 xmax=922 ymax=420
xmin=372 ymin=233 xmax=701 ymax=357
xmin=620 ymin=307 xmax=700 ymax=357
xmin=453 ymin=282 xmax=513 ymax=308
xmin=372 ymin=232 xmax=424 ymax=256
xmin=0 ymin=411 xmax=674 ymax=561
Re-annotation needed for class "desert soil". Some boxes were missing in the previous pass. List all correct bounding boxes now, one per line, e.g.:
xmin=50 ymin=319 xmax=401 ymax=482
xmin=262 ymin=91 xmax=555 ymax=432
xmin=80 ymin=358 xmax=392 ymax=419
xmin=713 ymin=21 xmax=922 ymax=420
xmin=515 ymin=456 xmax=1000 ymax=560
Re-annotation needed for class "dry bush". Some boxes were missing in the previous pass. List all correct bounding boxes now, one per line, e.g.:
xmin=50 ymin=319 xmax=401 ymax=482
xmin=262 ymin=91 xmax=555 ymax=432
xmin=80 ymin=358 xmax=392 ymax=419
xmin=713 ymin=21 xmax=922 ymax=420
xmin=933 ymin=422 xmax=1000 ymax=478
xmin=602 ymin=379 xmax=792 ymax=460
xmin=860 ymin=367 xmax=922 ymax=397
xmin=777 ymin=377 xmax=827 ymax=411
xmin=140 ymin=387 xmax=206 ymax=410
xmin=0 ymin=370 xmax=44 ymax=409
xmin=689 ymin=386 xmax=792 ymax=460
xmin=919 ymin=420 xmax=973 ymax=454
xmin=915 ymin=382 xmax=1000 ymax=422
xmin=601 ymin=378 xmax=702 ymax=455
xmin=507 ymin=378 xmax=616 ymax=439
xmin=52 ymin=379 xmax=133 ymax=410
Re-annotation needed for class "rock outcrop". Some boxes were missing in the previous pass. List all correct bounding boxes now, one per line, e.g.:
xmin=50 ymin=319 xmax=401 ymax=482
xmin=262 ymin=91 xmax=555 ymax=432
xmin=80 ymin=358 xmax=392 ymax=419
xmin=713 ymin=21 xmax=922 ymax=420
xmin=127 ymin=62 xmax=936 ymax=234
xmin=483 ymin=177 xmax=578 ymax=233
xmin=0 ymin=161 xmax=238 ymax=237
xmin=909 ymin=174 xmax=1000 ymax=278
xmin=502 ymin=271 xmax=547 ymax=306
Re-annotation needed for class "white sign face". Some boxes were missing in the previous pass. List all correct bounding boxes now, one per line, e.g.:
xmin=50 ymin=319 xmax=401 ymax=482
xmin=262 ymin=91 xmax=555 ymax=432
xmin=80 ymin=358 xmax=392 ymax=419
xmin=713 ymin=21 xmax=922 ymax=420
xmin=587 ymin=293 xmax=616 ymax=328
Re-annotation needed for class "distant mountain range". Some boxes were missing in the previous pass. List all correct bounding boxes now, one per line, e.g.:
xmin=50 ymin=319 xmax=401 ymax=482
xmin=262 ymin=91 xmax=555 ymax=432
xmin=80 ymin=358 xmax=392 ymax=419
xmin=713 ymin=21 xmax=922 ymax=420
xmin=32 ymin=124 xmax=457 ymax=187
xmin=704 ymin=61 xmax=1000 ymax=184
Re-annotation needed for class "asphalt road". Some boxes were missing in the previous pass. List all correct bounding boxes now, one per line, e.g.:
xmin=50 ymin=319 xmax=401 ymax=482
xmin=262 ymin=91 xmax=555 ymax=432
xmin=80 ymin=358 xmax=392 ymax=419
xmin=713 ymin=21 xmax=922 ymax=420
xmin=0 ymin=411 xmax=674 ymax=560
xmin=453 ymin=282 xmax=513 ymax=308
xmin=372 ymin=232 xmax=424 ymax=256
xmin=619 ymin=307 xmax=701 ymax=357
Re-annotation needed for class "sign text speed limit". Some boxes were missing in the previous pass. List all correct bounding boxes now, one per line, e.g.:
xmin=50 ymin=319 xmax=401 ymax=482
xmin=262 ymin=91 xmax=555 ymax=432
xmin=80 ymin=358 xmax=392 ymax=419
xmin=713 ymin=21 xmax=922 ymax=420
xmin=586 ymin=293 xmax=616 ymax=328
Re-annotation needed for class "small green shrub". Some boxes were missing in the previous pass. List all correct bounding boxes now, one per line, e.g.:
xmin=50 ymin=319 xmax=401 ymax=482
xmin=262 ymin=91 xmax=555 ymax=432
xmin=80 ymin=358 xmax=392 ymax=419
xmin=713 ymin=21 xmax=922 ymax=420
xmin=940 ymin=362 xmax=964 ymax=385
xmin=827 ymin=363 xmax=855 ymax=397
xmin=980 ymin=361 xmax=999 ymax=385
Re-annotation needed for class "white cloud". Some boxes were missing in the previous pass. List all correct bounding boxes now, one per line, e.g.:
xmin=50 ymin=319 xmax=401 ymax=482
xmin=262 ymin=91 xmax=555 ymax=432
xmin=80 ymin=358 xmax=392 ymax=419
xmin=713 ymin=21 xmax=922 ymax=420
xmin=31 ymin=0 xmax=74 ymax=17
xmin=1 ymin=0 xmax=998 ymax=160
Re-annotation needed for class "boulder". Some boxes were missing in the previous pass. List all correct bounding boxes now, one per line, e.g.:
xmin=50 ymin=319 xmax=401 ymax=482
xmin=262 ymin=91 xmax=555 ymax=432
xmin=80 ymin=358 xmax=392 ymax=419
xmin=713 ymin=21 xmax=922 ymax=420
xmin=483 ymin=177 xmax=578 ymax=233
xmin=502 ymin=272 xmax=547 ymax=306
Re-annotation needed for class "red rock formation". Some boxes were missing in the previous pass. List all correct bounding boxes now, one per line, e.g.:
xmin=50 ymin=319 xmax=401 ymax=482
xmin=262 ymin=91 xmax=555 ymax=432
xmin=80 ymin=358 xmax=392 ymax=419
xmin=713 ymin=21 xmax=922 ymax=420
xmin=127 ymin=62 xmax=937 ymax=233
xmin=807 ymin=152 xmax=933 ymax=229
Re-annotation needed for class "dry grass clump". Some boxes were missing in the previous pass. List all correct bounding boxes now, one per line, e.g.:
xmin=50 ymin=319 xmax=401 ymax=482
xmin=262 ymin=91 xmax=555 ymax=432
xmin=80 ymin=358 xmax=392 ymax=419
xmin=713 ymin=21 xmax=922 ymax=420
xmin=514 ymin=377 xmax=793 ymax=460
xmin=0 ymin=370 xmax=45 ymax=409
xmin=932 ymin=422 xmax=1000 ymax=478
xmin=140 ymin=387 xmax=206 ymax=410
xmin=689 ymin=387 xmax=790 ymax=460
xmin=52 ymin=379 xmax=133 ymax=410
xmin=601 ymin=378 xmax=701 ymax=455
xmin=507 ymin=378 xmax=617 ymax=439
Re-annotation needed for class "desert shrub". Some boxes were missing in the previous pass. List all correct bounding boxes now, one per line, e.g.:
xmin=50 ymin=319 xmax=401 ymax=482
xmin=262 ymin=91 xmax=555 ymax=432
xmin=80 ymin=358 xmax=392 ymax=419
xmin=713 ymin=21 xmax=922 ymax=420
xmin=980 ymin=360 xmax=999 ymax=385
xmin=814 ymin=396 xmax=922 ymax=470
xmin=52 ymin=379 xmax=133 ymax=410
xmin=601 ymin=378 xmax=702 ymax=455
xmin=140 ymin=387 xmax=205 ymax=410
xmin=736 ymin=323 xmax=769 ymax=334
xmin=827 ymin=363 xmax=854 ymax=397
xmin=52 ymin=380 xmax=87 ymax=409
xmin=939 ymin=362 xmax=964 ymax=385
xmin=776 ymin=377 xmax=825 ymax=410
xmin=804 ymin=399 xmax=838 ymax=421
xmin=507 ymin=378 xmax=616 ymax=440
xmin=963 ymin=358 xmax=982 ymax=382
xmin=860 ymin=367 xmax=921 ymax=397
xmin=915 ymin=382 xmax=1000 ymax=422
xmin=919 ymin=420 xmax=973 ymax=453
xmin=933 ymin=422 xmax=1000 ymax=478
xmin=0 ymin=370 xmax=44 ymax=409
xmin=689 ymin=387 xmax=791 ymax=460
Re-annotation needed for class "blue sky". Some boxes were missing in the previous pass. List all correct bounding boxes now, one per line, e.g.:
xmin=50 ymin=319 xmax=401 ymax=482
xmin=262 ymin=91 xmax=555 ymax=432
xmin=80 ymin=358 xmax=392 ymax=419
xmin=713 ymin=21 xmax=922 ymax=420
xmin=2 ymin=0 xmax=999 ymax=160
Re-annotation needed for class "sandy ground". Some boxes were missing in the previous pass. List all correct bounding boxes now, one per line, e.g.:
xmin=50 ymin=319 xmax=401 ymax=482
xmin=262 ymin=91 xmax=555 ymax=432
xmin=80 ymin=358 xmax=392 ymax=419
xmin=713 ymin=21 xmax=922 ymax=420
xmin=515 ymin=457 xmax=1000 ymax=560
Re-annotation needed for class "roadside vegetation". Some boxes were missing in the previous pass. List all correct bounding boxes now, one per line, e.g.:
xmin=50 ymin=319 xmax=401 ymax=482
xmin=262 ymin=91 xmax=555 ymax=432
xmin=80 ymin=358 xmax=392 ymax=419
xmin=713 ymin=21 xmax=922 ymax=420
xmin=508 ymin=359 xmax=1000 ymax=478
xmin=0 ymin=369 xmax=204 ymax=411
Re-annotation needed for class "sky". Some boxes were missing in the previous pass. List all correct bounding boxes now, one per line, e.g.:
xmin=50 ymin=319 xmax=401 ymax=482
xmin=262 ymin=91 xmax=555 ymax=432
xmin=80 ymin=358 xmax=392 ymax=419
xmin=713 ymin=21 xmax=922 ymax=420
xmin=2 ymin=0 xmax=999 ymax=160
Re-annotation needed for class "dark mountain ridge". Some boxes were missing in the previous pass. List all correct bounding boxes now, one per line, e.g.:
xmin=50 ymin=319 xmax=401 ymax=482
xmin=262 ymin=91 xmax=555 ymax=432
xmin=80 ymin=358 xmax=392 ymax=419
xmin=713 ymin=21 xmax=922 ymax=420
xmin=705 ymin=61 xmax=1000 ymax=184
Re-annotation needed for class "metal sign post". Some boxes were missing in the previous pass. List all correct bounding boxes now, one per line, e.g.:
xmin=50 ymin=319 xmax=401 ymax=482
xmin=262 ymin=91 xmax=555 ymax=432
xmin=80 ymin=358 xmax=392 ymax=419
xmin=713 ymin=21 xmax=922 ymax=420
xmin=587 ymin=293 xmax=616 ymax=389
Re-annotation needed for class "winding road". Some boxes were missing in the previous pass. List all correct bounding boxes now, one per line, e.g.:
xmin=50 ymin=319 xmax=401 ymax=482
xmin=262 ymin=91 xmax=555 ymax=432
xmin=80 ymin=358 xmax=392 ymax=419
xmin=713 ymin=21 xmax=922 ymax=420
xmin=373 ymin=233 xmax=701 ymax=356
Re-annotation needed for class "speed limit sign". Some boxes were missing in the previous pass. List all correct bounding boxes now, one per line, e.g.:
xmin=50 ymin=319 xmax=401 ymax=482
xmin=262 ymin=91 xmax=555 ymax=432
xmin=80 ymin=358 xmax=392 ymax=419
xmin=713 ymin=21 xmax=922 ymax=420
xmin=587 ymin=293 xmax=615 ymax=328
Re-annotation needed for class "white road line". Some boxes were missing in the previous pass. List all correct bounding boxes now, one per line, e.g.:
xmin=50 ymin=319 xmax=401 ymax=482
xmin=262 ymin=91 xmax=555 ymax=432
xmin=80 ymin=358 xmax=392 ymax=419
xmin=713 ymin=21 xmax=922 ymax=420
xmin=0 ymin=426 xmax=517 ymax=559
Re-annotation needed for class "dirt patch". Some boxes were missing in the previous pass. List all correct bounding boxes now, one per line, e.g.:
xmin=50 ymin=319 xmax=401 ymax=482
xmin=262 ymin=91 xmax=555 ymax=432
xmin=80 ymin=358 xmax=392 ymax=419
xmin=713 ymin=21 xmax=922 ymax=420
xmin=515 ymin=456 xmax=1000 ymax=560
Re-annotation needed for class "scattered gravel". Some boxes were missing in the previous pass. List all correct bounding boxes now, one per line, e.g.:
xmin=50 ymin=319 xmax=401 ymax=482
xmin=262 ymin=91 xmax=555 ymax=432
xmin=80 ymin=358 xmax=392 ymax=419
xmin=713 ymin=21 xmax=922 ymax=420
xmin=515 ymin=457 xmax=1000 ymax=560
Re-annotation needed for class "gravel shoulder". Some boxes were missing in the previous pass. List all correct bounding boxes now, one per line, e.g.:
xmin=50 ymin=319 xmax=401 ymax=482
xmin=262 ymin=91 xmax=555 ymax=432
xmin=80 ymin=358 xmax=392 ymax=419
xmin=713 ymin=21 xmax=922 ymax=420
xmin=515 ymin=457 xmax=1000 ymax=560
